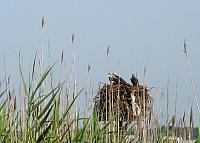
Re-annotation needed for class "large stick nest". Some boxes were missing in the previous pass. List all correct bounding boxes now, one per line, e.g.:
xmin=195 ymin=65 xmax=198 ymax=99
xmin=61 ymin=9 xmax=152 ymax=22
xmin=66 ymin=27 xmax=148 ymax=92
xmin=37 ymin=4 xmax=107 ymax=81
xmin=95 ymin=73 xmax=152 ymax=123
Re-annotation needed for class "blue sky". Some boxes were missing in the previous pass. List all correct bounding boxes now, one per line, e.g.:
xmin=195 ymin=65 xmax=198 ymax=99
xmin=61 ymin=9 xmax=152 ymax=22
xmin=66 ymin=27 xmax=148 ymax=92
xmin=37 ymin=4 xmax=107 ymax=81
xmin=1 ymin=0 xmax=200 ymax=125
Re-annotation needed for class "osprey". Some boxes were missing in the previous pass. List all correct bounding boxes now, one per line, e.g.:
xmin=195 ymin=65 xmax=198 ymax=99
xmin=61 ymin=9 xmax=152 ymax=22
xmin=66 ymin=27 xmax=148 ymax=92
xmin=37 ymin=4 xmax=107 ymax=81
xmin=130 ymin=74 xmax=139 ymax=86
xmin=108 ymin=73 xmax=128 ymax=85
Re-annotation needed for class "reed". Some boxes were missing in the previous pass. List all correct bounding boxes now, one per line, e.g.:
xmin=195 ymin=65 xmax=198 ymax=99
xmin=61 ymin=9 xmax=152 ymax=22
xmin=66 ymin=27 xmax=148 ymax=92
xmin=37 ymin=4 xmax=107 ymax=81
xmin=0 ymin=21 xmax=199 ymax=142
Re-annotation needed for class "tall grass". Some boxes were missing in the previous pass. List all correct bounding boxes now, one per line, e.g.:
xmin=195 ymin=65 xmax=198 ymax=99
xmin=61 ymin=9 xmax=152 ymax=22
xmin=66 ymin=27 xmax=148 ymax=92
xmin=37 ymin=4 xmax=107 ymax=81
xmin=0 ymin=20 xmax=199 ymax=142
xmin=0 ymin=49 xmax=199 ymax=142
xmin=0 ymin=55 xmax=136 ymax=142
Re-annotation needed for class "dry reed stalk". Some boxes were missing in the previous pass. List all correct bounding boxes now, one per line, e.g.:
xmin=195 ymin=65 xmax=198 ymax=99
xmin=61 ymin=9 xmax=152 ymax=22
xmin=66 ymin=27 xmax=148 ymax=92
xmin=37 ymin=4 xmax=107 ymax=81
xmin=105 ymin=45 xmax=110 ymax=142
xmin=189 ymin=106 xmax=194 ymax=140
xmin=183 ymin=40 xmax=200 ymax=115
xmin=174 ymin=74 xmax=179 ymax=135
xmin=60 ymin=50 xmax=64 ymax=114
xmin=85 ymin=64 xmax=91 ymax=114
xmin=166 ymin=76 xmax=170 ymax=143
xmin=143 ymin=67 xmax=147 ymax=143
xmin=72 ymin=33 xmax=78 ymax=140
xmin=108 ymin=78 xmax=112 ymax=142
xmin=4 ymin=58 xmax=13 ymax=141
xmin=117 ymin=69 xmax=121 ymax=143
xmin=37 ymin=17 xmax=46 ymax=111
xmin=39 ymin=17 xmax=45 ymax=80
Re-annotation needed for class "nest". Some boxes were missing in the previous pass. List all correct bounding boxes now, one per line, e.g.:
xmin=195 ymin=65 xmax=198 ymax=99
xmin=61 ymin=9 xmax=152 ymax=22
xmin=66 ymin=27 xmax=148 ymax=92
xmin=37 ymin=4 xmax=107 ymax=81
xmin=95 ymin=73 xmax=152 ymax=124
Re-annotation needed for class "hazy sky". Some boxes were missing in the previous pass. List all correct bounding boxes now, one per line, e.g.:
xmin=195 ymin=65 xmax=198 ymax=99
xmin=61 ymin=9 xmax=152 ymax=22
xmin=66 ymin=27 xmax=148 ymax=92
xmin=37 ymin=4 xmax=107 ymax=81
xmin=1 ymin=0 xmax=200 ymax=125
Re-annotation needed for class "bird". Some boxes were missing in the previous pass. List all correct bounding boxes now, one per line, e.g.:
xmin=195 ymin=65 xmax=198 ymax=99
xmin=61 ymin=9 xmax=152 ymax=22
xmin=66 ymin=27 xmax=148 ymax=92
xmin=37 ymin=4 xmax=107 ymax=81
xmin=130 ymin=74 xmax=139 ymax=86
xmin=108 ymin=73 xmax=128 ymax=85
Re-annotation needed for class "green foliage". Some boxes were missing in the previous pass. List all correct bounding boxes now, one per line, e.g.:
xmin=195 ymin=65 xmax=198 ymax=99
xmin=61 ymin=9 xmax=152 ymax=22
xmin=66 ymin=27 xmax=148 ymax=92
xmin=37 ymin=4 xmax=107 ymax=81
xmin=195 ymin=119 xmax=200 ymax=143
xmin=0 ymin=52 xmax=198 ymax=143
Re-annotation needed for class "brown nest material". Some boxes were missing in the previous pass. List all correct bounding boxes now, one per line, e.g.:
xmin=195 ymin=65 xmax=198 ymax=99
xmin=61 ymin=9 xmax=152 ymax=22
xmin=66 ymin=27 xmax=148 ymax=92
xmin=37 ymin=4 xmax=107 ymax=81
xmin=95 ymin=73 xmax=152 ymax=123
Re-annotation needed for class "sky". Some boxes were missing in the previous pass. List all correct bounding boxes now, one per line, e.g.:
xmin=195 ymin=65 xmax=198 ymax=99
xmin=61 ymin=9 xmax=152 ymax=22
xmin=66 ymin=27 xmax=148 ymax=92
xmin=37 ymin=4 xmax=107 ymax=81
xmin=0 ymin=0 xmax=200 ymax=125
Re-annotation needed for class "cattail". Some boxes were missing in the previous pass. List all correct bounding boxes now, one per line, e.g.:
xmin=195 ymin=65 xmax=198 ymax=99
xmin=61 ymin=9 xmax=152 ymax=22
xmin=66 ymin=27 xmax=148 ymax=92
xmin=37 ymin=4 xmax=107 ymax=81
xmin=183 ymin=112 xmax=186 ymax=127
xmin=172 ymin=115 xmax=175 ymax=127
xmin=14 ymin=96 xmax=16 ymax=111
xmin=182 ymin=40 xmax=187 ymax=55
xmin=106 ymin=45 xmax=110 ymax=56
xmin=72 ymin=33 xmax=75 ymax=43
xmin=189 ymin=106 xmax=194 ymax=128
xmin=88 ymin=64 xmax=91 ymax=72
xmin=41 ymin=16 xmax=45 ymax=29
xmin=61 ymin=50 xmax=64 ymax=65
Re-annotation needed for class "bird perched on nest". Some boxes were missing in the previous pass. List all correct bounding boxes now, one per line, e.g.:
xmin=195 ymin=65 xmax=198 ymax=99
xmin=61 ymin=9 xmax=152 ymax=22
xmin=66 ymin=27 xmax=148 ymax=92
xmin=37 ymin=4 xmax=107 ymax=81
xmin=108 ymin=73 xmax=128 ymax=85
xmin=130 ymin=74 xmax=139 ymax=86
